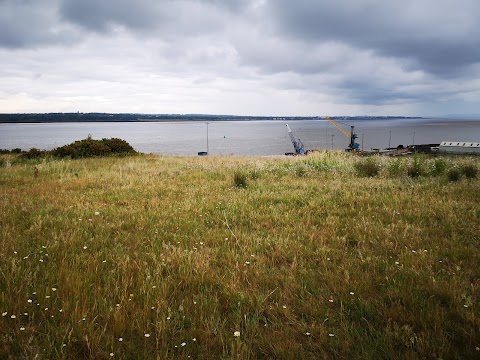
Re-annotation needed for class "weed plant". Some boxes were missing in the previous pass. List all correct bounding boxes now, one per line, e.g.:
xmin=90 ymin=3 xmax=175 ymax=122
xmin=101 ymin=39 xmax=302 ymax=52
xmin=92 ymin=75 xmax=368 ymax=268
xmin=431 ymin=158 xmax=447 ymax=176
xmin=407 ymin=155 xmax=425 ymax=178
xmin=1 ymin=152 xmax=479 ymax=359
xmin=233 ymin=170 xmax=248 ymax=188
xmin=354 ymin=157 xmax=381 ymax=177
xmin=447 ymin=167 xmax=462 ymax=182
xmin=461 ymin=164 xmax=477 ymax=179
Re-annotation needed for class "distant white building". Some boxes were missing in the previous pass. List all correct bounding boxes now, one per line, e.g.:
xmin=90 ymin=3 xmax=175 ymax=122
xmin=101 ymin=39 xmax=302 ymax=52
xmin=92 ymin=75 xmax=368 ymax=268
xmin=432 ymin=141 xmax=480 ymax=154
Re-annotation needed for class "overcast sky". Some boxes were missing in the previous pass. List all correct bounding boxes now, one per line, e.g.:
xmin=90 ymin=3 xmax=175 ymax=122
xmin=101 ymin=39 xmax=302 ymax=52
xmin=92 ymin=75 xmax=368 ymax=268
xmin=1 ymin=0 xmax=479 ymax=116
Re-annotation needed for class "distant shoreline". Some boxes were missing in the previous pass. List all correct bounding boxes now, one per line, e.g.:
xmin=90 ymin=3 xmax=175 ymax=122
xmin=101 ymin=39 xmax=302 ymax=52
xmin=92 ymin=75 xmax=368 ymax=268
xmin=0 ymin=113 xmax=423 ymax=124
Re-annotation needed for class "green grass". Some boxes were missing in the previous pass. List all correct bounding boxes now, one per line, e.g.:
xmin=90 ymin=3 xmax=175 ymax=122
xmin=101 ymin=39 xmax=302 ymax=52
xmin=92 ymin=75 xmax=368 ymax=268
xmin=1 ymin=152 xmax=479 ymax=359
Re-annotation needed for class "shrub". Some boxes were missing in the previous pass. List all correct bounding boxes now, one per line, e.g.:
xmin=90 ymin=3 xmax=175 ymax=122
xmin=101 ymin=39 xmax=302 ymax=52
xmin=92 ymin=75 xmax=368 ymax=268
xmin=407 ymin=155 xmax=425 ymax=178
xmin=21 ymin=148 xmax=46 ymax=159
xmin=233 ymin=171 xmax=248 ymax=188
xmin=102 ymin=138 xmax=136 ymax=154
xmin=354 ymin=157 xmax=380 ymax=177
xmin=461 ymin=164 xmax=477 ymax=179
xmin=431 ymin=159 xmax=447 ymax=176
xmin=388 ymin=158 xmax=405 ymax=177
xmin=447 ymin=168 xmax=461 ymax=182
xmin=51 ymin=137 xmax=136 ymax=159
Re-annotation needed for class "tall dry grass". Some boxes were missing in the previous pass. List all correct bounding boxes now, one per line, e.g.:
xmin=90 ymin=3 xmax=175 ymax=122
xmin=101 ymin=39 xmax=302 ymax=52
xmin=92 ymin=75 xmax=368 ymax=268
xmin=1 ymin=152 xmax=479 ymax=359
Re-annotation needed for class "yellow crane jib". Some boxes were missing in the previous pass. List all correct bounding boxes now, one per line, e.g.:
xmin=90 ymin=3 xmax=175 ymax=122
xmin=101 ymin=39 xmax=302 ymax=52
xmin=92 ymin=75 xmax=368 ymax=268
xmin=325 ymin=116 xmax=360 ymax=151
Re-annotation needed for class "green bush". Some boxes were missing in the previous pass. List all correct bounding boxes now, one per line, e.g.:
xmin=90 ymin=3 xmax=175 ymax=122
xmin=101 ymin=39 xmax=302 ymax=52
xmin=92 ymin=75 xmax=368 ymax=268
xmin=102 ymin=138 xmax=137 ymax=154
xmin=355 ymin=157 xmax=380 ymax=177
xmin=447 ymin=168 xmax=461 ymax=182
xmin=431 ymin=159 xmax=447 ymax=176
xmin=461 ymin=164 xmax=477 ymax=179
xmin=407 ymin=155 xmax=425 ymax=178
xmin=388 ymin=158 xmax=405 ymax=177
xmin=51 ymin=137 xmax=136 ymax=159
xmin=233 ymin=171 xmax=248 ymax=188
xmin=21 ymin=148 xmax=46 ymax=159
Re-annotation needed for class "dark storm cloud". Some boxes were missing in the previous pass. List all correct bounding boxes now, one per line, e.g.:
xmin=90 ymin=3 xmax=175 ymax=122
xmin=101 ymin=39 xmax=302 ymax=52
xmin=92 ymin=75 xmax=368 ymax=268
xmin=267 ymin=0 xmax=480 ymax=77
xmin=59 ymin=0 xmax=162 ymax=32
xmin=0 ymin=0 xmax=249 ymax=48
xmin=0 ymin=0 xmax=77 ymax=48
xmin=58 ymin=0 xmax=249 ymax=34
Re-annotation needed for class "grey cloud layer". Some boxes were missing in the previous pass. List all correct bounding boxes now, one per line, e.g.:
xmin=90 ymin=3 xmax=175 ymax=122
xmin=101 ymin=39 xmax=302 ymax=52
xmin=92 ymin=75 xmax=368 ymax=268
xmin=1 ymin=0 xmax=479 ymax=113
xmin=268 ymin=0 xmax=480 ymax=77
xmin=3 ymin=0 xmax=478 ymax=77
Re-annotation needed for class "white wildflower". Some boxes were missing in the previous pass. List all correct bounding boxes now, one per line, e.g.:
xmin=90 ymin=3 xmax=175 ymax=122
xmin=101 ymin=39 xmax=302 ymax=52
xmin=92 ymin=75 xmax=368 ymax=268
xmin=233 ymin=331 xmax=240 ymax=337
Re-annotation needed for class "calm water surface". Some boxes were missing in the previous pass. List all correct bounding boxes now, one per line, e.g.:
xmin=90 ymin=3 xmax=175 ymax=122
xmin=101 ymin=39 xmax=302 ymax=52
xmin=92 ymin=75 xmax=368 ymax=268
xmin=1 ymin=118 xmax=479 ymax=155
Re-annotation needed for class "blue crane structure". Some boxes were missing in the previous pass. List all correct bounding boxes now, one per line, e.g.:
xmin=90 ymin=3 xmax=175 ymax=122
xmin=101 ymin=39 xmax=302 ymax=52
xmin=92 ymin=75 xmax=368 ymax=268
xmin=286 ymin=124 xmax=305 ymax=154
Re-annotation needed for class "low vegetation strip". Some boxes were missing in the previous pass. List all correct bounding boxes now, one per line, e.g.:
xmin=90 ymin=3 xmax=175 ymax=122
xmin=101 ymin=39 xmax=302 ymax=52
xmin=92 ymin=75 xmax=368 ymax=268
xmin=1 ymin=136 xmax=136 ymax=159
xmin=0 ymin=152 xmax=479 ymax=359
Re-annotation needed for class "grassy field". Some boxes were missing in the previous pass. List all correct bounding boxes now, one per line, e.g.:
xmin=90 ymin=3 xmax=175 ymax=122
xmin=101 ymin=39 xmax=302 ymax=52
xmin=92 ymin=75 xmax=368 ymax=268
xmin=1 ymin=152 xmax=479 ymax=359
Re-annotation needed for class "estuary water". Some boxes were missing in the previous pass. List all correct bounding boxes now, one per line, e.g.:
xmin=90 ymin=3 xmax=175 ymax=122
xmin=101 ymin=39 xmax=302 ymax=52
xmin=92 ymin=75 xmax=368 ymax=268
xmin=1 ymin=118 xmax=479 ymax=156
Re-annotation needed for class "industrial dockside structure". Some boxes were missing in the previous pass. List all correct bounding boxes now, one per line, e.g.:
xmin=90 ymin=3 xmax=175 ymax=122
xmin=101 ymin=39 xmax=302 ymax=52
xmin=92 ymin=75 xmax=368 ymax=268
xmin=432 ymin=142 xmax=480 ymax=155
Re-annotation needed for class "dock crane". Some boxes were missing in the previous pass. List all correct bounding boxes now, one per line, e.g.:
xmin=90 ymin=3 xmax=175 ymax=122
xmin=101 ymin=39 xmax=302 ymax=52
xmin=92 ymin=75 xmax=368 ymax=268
xmin=286 ymin=124 xmax=305 ymax=154
xmin=325 ymin=116 xmax=360 ymax=151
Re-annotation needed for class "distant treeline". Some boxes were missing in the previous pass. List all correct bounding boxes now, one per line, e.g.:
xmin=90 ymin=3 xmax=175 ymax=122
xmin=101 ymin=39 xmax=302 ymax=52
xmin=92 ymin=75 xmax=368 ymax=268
xmin=0 ymin=113 xmax=422 ymax=123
